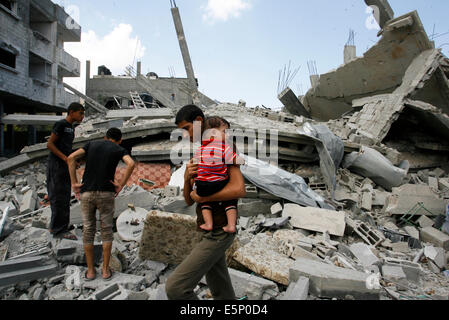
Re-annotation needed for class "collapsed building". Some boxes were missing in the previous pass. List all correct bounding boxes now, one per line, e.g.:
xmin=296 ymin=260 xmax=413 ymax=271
xmin=0 ymin=0 xmax=449 ymax=301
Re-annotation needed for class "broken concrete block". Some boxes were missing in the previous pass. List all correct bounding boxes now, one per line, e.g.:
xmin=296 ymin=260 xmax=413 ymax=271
xmin=427 ymin=260 xmax=442 ymax=274
xmin=0 ymin=256 xmax=59 ymax=288
xmin=382 ymin=258 xmax=422 ymax=283
xmin=55 ymin=239 xmax=103 ymax=265
xmin=420 ymin=227 xmax=449 ymax=250
xmin=233 ymin=233 xmax=294 ymax=285
xmin=383 ymin=184 xmax=447 ymax=216
xmin=372 ymin=190 xmax=389 ymax=207
xmin=291 ymin=246 xmax=322 ymax=262
xmin=261 ymin=217 xmax=290 ymax=229
xmin=238 ymin=199 xmax=272 ymax=217
xmin=82 ymin=271 xmax=146 ymax=292
xmin=112 ymin=288 xmax=149 ymax=300
xmin=381 ymin=265 xmax=407 ymax=287
xmin=403 ymin=226 xmax=420 ymax=240
xmin=417 ymin=215 xmax=435 ymax=228
xmin=346 ymin=217 xmax=385 ymax=247
xmin=290 ymin=258 xmax=380 ymax=300
xmin=282 ymin=276 xmax=309 ymax=300
xmin=282 ymin=204 xmax=346 ymax=237
xmin=361 ymin=191 xmax=373 ymax=211
xmin=228 ymin=268 xmax=279 ymax=300
xmin=157 ymin=196 xmax=196 ymax=216
xmin=349 ymin=243 xmax=380 ymax=267
xmin=164 ymin=186 xmax=180 ymax=197
xmin=438 ymin=178 xmax=449 ymax=191
xmin=139 ymin=210 xmax=203 ymax=265
xmin=93 ymin=283 xmax=121 ymax=300
xmin=19 ymin=190 xmax=37 ymax=215
xmin=389 ymin=242 xmax=410 ymax=254
xmin=64 ymin=266 xmax=82 ymax=291
xmin=428 ymin=177 xmax=439 ymax=191
xmin=424 ymin=246 xmax=446 ymax=269
xmin=48 ymin=283 xmax=78 ymax=300
xmin=270 ymin=202 xmax=283 ymax=215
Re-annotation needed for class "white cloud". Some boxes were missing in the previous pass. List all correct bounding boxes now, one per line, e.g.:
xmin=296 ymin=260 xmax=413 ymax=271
xmin=63 ymin=23 xmax=146 ymax=94
xmin=202 ymin=0 xmax=252 ymax=23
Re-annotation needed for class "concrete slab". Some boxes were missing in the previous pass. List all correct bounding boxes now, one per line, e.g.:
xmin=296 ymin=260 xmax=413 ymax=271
xmin=289 ymin=258 xmax=380 ymax=300
xmin=233 ymin=233 xmax=294 ymax=286
xmin=384 ymin=184 xmax=447 ymax=216
xmin=0 ymin=256 xmax=59 ymax=287
xmin=282 ymin=203 xmax=346 ymax=237
xmin=105 ymin=108 xmax=173 ymax=120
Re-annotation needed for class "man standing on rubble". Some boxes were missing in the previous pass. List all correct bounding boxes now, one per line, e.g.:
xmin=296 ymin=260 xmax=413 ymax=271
xmin=67 ymin=128 xmax=135 ymax=281
xmin=46 ymin=102 xmax=85 ymax=240
xmin=165 ymin=104 xmax=246 ymax=300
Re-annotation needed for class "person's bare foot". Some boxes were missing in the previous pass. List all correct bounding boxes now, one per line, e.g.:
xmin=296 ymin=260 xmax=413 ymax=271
xmin=222 ymin=225 xmax=236 ymax=234
xmin=200 ymin=223 xmax=213 ymax=231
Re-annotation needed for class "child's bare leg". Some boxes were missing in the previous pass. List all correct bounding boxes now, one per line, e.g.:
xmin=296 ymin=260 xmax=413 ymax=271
xmin=223 ymin=208 xmax=237 ymax=233
xmin=200 ymin=208 xmax=213 ymax=231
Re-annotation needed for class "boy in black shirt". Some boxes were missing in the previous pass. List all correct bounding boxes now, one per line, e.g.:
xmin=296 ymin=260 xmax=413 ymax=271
xmin=68 ymin=128 xmax=135 ymax=281
xmin=46 ymin=102 xmax=84 ymax=240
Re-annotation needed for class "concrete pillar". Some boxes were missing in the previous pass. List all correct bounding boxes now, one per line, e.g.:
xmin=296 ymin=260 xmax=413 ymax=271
xmin=171 ymin=6 xmax=200 ymax=105
xmin=344 ymin=45 xmax=357 ymax=64
xmin=85 ymin=60 xmax=91 ymax=95
xmin=136 ymin=61 xmax=142 ymax=76
xmin=6 ymin=124 xmax=14 ymax=154
xmin=278 ymin=87 xmax=310 ymax=118
xmin=310 ymin=75 xmax=320 ymax=89
xmin=50 ymin=21 xmax=58 ymax=106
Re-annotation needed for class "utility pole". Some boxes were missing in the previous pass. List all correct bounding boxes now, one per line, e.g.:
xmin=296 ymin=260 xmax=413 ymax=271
xmin=170 ymin=0 xmax=201 ymax=106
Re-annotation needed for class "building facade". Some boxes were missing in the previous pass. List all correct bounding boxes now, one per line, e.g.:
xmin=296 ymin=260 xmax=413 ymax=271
xmin=0 ymin=0 xmax=81 ymax=155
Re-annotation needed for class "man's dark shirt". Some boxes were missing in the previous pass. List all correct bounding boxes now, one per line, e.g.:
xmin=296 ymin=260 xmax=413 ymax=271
xmin=80 ymin=140 xmax=129 ymax=193
xmin=49 ymin=119 xmax=74 ymax=162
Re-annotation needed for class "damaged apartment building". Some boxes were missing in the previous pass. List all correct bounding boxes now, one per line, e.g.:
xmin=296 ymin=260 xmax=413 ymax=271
xmin=0 ymin=0 xmax=81 ymax=156
xmin=0 ymin=0 xmax=448 ymax=301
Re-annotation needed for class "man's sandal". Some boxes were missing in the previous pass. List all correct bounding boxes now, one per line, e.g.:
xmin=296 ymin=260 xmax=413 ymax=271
xmin=102 ymin=268 xmax=114 ymax=281
xmin=84 ymin=270 xmax=96 ymax=282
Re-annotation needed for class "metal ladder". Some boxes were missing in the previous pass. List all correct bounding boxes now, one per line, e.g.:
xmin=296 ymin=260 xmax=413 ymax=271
xmin=129 ymin=91 xmax=146 ymax=109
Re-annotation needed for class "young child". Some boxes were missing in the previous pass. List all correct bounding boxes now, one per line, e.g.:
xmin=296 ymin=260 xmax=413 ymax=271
xmin=193 ymin=117 xmax=242 ymax=233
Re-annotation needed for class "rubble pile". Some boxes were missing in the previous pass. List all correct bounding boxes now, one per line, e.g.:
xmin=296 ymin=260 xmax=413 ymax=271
xmin=0 ymin=3 xmax=449 ymax=301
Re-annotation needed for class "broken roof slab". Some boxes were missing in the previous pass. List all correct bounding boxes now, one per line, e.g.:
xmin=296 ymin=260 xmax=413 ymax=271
xmin=303 ymin=11 xmax=433 ymax=121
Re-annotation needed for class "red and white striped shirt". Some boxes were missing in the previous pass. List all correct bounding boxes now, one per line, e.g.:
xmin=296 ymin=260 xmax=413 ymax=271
xmin=194 ymin=139 xmax=237 ymax=182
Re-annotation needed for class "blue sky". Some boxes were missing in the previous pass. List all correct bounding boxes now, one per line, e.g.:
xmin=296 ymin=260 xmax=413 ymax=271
xmin=53 ymin=0 xmax=449 ymax=110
